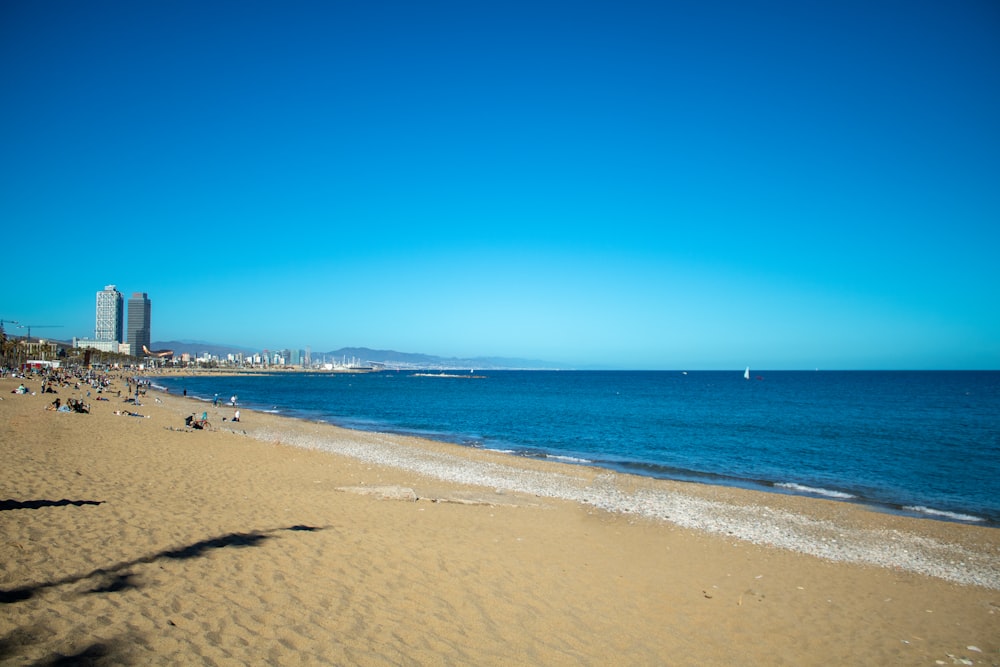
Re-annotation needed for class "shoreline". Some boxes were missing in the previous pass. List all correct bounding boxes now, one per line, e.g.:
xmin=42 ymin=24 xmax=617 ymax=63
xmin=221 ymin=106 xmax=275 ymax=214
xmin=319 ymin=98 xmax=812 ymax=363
xmin=226 ymin=402 xmax=1000 ymax=590
xmin=146 ymin=376 xmax=1000 ymax=589
xmin=3 ymin=374 xmax=999 ymax=664
xmin=152 ymin=371 xmax=999 ymax=531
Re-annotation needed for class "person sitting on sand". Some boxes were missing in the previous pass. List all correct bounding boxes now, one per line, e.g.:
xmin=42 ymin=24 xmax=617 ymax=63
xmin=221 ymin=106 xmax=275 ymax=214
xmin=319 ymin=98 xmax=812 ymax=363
xmin=46 ymin=398 xmax=61 ymax=411
xmin=232 ymin=409 xmax=240 ymax=423
xmin=185 ymin=414 xmax=211 ymax=429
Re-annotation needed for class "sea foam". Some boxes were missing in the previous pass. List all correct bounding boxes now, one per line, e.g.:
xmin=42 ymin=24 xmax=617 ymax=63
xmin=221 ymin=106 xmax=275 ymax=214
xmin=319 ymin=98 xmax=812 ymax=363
xmin=902 ymin=506 xmax=984 ymax=523
xmin=775 ymin=482 xmax=856 ymax=500
xmin=547 ymin=454 xmax=593 ymax=464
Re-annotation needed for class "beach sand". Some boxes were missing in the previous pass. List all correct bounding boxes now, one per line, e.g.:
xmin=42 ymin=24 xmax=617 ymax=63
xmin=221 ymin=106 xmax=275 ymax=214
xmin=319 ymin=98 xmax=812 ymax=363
xmin=2 ymin=375 xmax=998 ymax=666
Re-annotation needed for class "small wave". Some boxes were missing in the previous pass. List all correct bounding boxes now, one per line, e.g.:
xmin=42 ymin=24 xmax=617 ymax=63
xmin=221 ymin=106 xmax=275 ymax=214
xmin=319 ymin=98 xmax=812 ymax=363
xmin=774 ymin=482 xmax=856 ymax=500
xmin=901 ymin=506 xmax=984 ymax=523
xmin=546 ymin=454 xmax=593 ymax=464
xmin=261 ymin=409 xmax=281 ymax=414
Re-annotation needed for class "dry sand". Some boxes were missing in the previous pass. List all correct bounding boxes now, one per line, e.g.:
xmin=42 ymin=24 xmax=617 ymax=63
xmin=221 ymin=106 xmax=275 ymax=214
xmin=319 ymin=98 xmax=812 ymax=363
xmin=1 ymin=375 xmax=998 ymax=666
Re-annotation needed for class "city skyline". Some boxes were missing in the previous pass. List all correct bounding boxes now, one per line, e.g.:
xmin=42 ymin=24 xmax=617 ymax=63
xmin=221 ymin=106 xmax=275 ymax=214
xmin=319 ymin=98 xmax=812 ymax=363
xmin=2 ymin=1 xmax=998 ymax=370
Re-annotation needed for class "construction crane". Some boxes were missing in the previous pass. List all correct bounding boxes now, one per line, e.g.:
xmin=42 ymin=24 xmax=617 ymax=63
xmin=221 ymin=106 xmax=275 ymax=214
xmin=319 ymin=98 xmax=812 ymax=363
xmin=16 ymin=323 xmax=63 ymax=342
xmin=0 ymin=319 xmax=18 ymax=342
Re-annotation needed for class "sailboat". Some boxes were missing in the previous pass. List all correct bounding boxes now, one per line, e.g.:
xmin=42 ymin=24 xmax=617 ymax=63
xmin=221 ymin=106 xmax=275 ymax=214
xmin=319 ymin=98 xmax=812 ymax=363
xmin=744 ymin=366 xmax=751 ymax=380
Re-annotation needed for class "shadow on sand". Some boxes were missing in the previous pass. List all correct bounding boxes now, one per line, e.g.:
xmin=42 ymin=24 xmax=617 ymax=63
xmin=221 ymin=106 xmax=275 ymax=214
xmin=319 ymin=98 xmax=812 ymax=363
xmin=0 ymin=627 xmax=137 ymax=667
xmin=1 ymin=525 xmax=327 ymax=663
xmin=0 ymin=524 xmax=325 ymax=604
xmin=31 ymin=639 xmax=120 ymax=667
xmin=0 ymin=499 xmax=104 ymax=511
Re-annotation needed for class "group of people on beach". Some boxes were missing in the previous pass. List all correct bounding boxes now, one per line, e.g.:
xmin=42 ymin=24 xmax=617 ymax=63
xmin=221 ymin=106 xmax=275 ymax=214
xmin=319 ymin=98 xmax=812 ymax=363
xmin=7 ymin=366 xmax=118 ymax=395
xmin=45 ymin=397 xmax=90 ymax=413
xmin=9 ymin=366 xmax=145 ymax=417
xmin=8 ymin=363 xmax=247 ymax=427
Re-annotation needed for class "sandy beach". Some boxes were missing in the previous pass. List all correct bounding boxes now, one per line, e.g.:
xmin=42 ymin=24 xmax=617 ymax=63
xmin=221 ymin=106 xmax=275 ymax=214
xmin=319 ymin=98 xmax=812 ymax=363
xmin=2 ymin=374 xmax=998 ymax=666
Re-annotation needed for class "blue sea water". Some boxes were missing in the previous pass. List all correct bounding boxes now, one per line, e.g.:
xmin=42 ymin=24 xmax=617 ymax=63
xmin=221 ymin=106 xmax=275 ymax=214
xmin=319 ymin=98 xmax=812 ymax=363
xmin=153 ymin=371 xmax=1000 ymax=526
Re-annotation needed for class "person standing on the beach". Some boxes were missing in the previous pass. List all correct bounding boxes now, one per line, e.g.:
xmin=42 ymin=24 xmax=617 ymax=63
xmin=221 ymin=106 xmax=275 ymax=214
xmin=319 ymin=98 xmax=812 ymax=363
xmin=213 ymin=393 xmax=219 ymax=407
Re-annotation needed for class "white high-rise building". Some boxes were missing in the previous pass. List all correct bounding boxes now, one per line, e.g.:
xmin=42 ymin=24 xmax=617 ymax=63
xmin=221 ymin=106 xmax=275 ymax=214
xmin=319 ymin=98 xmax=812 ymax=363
xmin=96 ymin=285 xmax=124 ymax=343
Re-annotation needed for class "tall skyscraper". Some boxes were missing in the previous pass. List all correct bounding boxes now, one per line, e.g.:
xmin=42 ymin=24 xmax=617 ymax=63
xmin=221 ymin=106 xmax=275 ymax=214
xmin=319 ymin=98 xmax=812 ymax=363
xmin=127 ymin=292 xmax=151 ymax=356
xmin=95 ymin=285 xmax=124 ymax=343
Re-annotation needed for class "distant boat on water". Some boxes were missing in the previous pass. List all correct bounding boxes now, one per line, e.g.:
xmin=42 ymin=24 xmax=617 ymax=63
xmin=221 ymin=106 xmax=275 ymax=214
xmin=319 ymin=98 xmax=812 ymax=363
xmin=744 ymin=366 xmax=751 ymax=380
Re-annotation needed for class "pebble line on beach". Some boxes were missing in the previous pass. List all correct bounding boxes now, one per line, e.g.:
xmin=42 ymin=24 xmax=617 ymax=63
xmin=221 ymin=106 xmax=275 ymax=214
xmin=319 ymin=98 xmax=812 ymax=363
xmin=245 ymin=426 xmax=1000 ymax=590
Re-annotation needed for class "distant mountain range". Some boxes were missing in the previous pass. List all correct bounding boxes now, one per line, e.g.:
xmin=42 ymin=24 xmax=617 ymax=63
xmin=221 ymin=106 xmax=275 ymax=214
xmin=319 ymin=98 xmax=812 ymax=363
xmin=151 ymin=341 xmax=568 ymax=370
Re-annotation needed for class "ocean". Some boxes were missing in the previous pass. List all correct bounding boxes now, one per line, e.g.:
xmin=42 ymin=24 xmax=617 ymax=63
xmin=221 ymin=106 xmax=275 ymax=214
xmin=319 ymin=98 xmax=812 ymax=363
xmin=152 ymin=370 xmax=1000 ymax=526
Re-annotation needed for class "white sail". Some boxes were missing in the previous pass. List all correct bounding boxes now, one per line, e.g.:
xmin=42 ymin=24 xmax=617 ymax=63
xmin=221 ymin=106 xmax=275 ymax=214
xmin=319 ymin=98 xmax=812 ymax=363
xmin=744 ymin=366 xmax=750 ymax=380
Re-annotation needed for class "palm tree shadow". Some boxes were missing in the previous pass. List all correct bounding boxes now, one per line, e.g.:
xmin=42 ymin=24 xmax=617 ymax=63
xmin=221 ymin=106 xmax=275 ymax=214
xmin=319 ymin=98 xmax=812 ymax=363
xmin=86 ymin=572 xmax=139 ymax=595
xmin=0 ymin=525 xmax=327 ymax=604
xmin=156 ymin=532 xmax=271 ymax=560
xmin=0 ymin=499 xmax=104 ymax=511
xmin=0 ymin=626 xmax=131 ymax=666
xmin=34 ymin=639 xmax=116 ymax=666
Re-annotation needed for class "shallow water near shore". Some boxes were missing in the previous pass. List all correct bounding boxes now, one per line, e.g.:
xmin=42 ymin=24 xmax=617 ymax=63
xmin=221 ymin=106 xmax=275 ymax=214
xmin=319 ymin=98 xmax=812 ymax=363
xmin=154 ymin=370 xmax=1000 ymax=526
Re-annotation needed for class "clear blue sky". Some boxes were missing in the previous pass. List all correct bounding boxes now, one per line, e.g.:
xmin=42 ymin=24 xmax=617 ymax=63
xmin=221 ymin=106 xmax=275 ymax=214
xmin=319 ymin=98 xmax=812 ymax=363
xmin=2 ymin=0 xmax=998 ymax=369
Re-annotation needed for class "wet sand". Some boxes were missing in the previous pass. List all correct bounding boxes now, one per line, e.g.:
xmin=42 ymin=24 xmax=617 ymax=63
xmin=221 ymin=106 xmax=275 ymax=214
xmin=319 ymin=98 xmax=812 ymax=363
xmin=1 ymin=376 xmax=998 ymax=665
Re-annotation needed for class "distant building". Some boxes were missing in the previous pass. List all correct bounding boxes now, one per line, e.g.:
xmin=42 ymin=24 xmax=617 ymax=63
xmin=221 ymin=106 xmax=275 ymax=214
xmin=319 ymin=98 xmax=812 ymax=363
xmin=73 ymin=337 xmax=119 ymax=353
xmin=127 ymin=292 xmax=151 ymax=357
xmin=73 ymin=285 xmax=126 ymax=354
xmin=95 ymin=284 xmax=124 ymax=343
xmin=24 ymin=339 xmax=58 ymax=360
